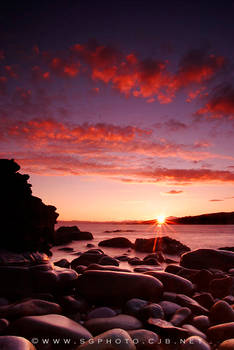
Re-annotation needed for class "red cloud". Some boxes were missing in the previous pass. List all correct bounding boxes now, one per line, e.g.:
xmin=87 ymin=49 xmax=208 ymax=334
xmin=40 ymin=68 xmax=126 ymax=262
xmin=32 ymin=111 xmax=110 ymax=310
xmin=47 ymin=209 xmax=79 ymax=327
xmin=5 ymin=65 xmax=18 ymax=78
xmin=196 ymin=84 xmax=234 ymax=119
xmin=0 ymin=76 xmax=7 ymax=95
xmin=209 ymin=199 xmax=224 ymax=202
xmin=50 ymin=57 xmax=80 ymax=78
xmin=32 ymin=66 xmax=50 ymax=81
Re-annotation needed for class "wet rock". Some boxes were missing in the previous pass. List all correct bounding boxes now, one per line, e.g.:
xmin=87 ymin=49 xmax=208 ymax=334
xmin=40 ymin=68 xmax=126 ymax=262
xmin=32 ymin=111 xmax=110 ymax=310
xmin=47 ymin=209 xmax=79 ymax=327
xmin=209 ymin=276 xmax=233 ymax=298
xmin=133 ymin=267 xmax=161 ymax=273
xmin=193 ymin=293 xmax=215 ymax=309
xmin=71 ymin=249 xmax=104 ymax=267
xmin=98 ymin=256 xmax=119 ymax=266
xmin=170 ymin=307 xmax=191 ymax=326
xmin=143 ymin=258 xmax=159 ymax=266
xmin=190 ymin=269 xmax=213 ymax=291
xmin=54 ymin=258 xmax=70 ymax=268
xmin=209 ymin=300 xmax=234 ymax=325
xmin=143 ymin=252 xmax=165 ymax=263
xmin=86 ymin=243 xmax=95 ymax=248
xmin=55 ymin=226 xmax=93 ymax=245
xmin=0 ymin=318 xmax=9 ymax=333
xmin=175 ymin=294 xmax=209 ymax=315
xmin=78 ymin=328 xmax=136 ymax=350
xmin=0 ymin=336 xmax=36 ymax=350
xmin=165 ymin=264 xmax=183 ymax=274
xmin=180 ymin=249 xmax=234 ymax=271
xmin=134 ymin=236 xmax=190 ymax=255
xmin=139 ymin=303 xmax=164 ymax=321
xmin=219 ymin=339 xmax=234 ymax=349
xmin=74 ymin=265 xmax=87 ymax=274
xmin=57 ymin=295 xmax=87 ymax=314
xmin=86 ymin=264 xmax=130 ymax=272
xmin=9 ymin=314 xmax=92 ymax=346
xmin=128 ymin=329 xmax=159 ymax=350
xmin=58 ymin=247 xmax=74 ymax=252
xmin=87 ymin=307 xmax=116 ymax=320
xmin=192 ymin=316 xmax=210 ymax=332
xmin=159 ymin=301 xmax=181 ymax=319
xmin=128 ymin=257 xmax=143 ymax=266
xmin=84 ymin=314 xmax=143 ymax=335
xmin=98 ymin=237 xmax=133 ymax=248
xmin=182 ymin=324 xmax=207 ymax=339
xmin=181 ymin=336 xmax=211 ymax=350
xmin=208 ymin=322 xmax=234 ymax=343
xmin=76 ymin=270 xmax=163 ymax=304
xmin=115 ymin=255 xmax=130 ymax=262
xmin=147 ymin=318 xmax=189 ymax=339
xmin=145 ymin=271 xmax=194 ymax=295
xmin=223 ymin=295 xmax=234 ymax=305
xmin=0 ymin=299 xmax=62 ymax=319
xmin=124 ymin=298 xmax=148 ymax=317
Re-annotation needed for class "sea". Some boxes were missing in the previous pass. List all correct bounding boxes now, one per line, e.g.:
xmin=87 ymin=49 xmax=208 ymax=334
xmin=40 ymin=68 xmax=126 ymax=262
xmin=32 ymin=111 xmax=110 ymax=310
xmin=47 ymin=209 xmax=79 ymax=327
xmin=51 ymin=222 xmax=234 ymax=268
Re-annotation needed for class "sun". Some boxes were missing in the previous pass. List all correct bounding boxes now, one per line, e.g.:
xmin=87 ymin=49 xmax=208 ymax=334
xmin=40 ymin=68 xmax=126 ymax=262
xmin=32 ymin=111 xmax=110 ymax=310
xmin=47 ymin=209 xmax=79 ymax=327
xmin=156 ymin=214 xmax=166 ymax=225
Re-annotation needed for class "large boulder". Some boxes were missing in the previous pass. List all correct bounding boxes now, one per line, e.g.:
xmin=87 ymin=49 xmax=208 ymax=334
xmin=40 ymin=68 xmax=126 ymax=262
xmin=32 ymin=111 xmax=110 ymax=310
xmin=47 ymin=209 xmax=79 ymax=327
xmin=145 ymin=271 xmax=194 ymax=295
xmin=8 ymin=314 xmax=92 ymax=348
xmin=0 ymin=299 xmax=62 ymax=319
xmin=208 ymin=322 xmax=234 ymax=343
xmin=84 ymin=314 xmax=143 ymax=335
xmin=98 ymin=237 xmax=133 ymax=248
xmin=0 ymin=336 xmax=36 ymax=350
xmin=134 ymin=236 xmax=190 ymax=254
xmin=180 ymin=249 xmax=234 ymax=271
xmin=76 ymin=270 xmax=163 ymax=304
xmin=55 ymin=226 xmax=93 ymax=245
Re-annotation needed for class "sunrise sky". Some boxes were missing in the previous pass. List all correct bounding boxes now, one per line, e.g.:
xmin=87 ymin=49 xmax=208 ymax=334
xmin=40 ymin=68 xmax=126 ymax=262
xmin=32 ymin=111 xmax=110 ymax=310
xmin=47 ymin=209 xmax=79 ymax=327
xmin=1 ymin=0 xmax=234 ymax=221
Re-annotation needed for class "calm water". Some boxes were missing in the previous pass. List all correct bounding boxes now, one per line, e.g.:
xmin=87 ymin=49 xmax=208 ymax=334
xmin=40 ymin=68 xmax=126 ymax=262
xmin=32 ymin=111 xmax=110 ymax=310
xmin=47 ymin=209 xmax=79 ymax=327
xmin=52 ymin=222 xmax=234 ymax=264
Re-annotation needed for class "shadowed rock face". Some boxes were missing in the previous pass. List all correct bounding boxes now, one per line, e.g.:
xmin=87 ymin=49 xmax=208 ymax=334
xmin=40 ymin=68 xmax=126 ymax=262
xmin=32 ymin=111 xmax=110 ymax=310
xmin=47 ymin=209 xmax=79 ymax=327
xmin=0 ymin=159 xmax=59 ymax=252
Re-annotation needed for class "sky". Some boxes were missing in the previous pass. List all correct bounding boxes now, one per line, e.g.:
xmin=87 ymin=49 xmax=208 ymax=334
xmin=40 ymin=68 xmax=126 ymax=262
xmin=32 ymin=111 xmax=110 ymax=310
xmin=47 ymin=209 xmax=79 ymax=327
xmin=1 ymin=0 xmax=234 ymax=221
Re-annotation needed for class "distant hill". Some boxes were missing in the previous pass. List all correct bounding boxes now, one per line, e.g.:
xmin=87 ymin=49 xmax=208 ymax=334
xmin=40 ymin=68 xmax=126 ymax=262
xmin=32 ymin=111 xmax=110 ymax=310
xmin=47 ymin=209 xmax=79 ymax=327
xmin=139 ymin=211 xmax=234 ymax=225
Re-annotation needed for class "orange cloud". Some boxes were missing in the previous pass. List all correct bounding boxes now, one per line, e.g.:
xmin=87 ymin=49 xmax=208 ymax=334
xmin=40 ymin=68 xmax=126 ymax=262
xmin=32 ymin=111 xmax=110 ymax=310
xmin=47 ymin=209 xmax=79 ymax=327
xmin=164 ymin=190 xmax=184 ymax=194
xmin=50 ymin=57 xmax=80 ymax=78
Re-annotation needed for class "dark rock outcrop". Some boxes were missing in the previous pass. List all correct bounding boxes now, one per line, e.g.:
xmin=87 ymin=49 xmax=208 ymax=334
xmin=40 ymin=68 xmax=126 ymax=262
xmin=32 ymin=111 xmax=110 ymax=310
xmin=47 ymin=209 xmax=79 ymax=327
xmin=134 ymin=236 xmax=190 ymax=254
xmin=55 ymin=226 xmax=93 ymax=245
xmin=0 ymin=159 xmax=58 ymax=252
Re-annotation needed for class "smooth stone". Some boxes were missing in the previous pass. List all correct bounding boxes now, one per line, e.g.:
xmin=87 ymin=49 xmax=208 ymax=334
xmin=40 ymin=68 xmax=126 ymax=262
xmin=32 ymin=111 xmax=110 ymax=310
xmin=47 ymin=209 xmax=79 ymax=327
xmin=175 ymin=294 xmax=209 ymax=315
xmin=192 ymin=316 xmax=210 ymax=332
xmin=209 ymin=276 xmax=233 ymax=298
xmin=86 ymin=264 xmax=130 ymax=272
xmin=84 ymin=314 xmax=143 ymax=336
xmin=145 ymin=271 xmax=194 ymax=295
xmin=165 ymin=264 xmax=183 ymax=274
xmin=128 ymin=329 xmax=159 ymax=350
xmin=87 ymin=307 xmax=116 ymax=320
xmin=115 ymin=255 xmax=130 ymax=262
xmin=181 ymin=336 xmax=211 ymax=350
xmin=193 ymin=293 xmax=215 ymax=309
xmin=159 ymin=301 xmax=181 ymax=319
xmin=170 ymin=307 xmax=191 ymax=326
xmin=147 ymin=318 xmax=189 ymax=339
xmin=139 ymin=303 xmax=164 ymax=321
xmin=0 ymin=318 xmax=9 ymax=333
xmin=143 ymin=258 xmax=159 ymax=266
xmin=71 ymin=249 xmax=104 ymax=267
xmin=190 ymin=269 xmax=213 ymax=291
xmin=182 ymin=324 xmax=207 ymax=339
xmin=134 ymin=236 xmax=190 ymax=255
xmin=78 ymin=328 xmax=136 ymax=349
xmin=98 ymin=237 xmax=133 ymax=248
xmin=0 ymin=336 xmax=36 ymax=350
xmin=124 ymin=298 xmax=148 ymax=317
xmin=128 ymin=258 xmax=143 ymax=266
xmin=9 ymin=314 xmax=92 ymax=344
xmin=208 ymin=322 xmax=234 ymax=342
xmin=58 ymin=247 xmax=74 ymax=252
xmin=0 ymin=299 xmax=62 ymax=319
xmin=180 ymin=249 xmax=234 ymax=271
xmin=57 ymin=296 xmax=87 ymax=313
xmin=143 ymin=252 xmax=165 ymax=263
xmin=54 ymin=258 xmax=70 ymax=268
xmin=209 ymin=300 xmax=234 ymax=325
xmin=219 ymin=339 xmax=234 ymax=349
xmin=98 ymin=256 xmax=119 ymax=266
xmin=74 ymin=265 xmax=87 ymax=274
xmin=223 ymin=296 xmax=234 ymax=305
xmin=76 ymin=270 xmax=163 ymax=304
